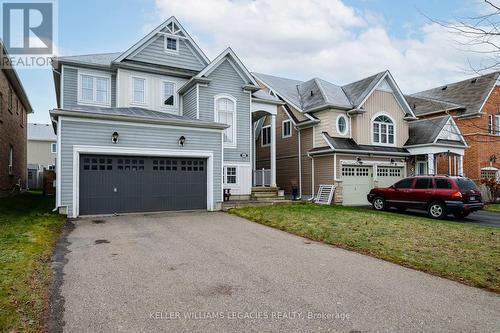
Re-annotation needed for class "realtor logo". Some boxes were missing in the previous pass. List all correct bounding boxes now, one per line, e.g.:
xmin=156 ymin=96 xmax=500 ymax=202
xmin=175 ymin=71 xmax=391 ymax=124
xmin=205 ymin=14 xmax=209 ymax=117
xmin=1 ymin=0 xmax=57 ymax=67
xmin=2 ymin=0 xmax=54 ymax=54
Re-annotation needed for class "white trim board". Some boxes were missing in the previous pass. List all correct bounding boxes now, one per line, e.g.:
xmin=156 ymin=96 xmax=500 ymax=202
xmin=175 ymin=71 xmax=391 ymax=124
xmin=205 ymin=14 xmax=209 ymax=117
xmin=71 ymin=145 xmax=215 ymax=218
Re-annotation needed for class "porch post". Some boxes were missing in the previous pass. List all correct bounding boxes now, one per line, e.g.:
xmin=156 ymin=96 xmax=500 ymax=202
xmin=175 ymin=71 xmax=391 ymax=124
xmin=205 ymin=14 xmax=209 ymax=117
xmin=458 ymin=155 xmax=464 ymax=176
xmin=270 ymin=114 xmax=277 ymax=187
xmin=427 ymin=153 xmax=435 ymax=175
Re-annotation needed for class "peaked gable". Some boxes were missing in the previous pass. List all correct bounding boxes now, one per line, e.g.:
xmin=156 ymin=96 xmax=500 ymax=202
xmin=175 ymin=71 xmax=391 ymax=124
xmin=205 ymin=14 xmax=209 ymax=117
xmin=114 ymin=17 xmax=209 ymax=72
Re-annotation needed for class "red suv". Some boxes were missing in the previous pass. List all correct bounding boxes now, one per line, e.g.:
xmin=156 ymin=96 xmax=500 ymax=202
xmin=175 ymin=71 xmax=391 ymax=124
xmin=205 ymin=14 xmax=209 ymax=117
xmin=367 ymin=176 xmax=484 ymax=219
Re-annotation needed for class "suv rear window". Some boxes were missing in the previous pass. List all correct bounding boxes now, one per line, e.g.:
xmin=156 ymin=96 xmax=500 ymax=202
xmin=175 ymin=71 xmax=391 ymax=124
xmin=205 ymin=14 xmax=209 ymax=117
xmin=394 ymin=178 xmax=413 ymax=189
xmin=414 ymin=178 xmax=433 ymax=189
xmin=456 ymin=178 xmax=478 ymax=190
xmin=435 ymin=179 xmax=452 ymax=189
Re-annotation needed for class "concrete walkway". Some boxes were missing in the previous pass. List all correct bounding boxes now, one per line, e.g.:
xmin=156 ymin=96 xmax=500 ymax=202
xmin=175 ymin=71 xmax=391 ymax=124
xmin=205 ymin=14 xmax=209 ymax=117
xmin=50 ymin=211 xmax=500 ymax=332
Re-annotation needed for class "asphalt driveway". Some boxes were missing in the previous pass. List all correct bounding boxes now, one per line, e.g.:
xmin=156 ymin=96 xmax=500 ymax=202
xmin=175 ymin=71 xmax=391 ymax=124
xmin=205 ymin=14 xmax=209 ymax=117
xmin=50 ymin=212 xmax=500 ymax=332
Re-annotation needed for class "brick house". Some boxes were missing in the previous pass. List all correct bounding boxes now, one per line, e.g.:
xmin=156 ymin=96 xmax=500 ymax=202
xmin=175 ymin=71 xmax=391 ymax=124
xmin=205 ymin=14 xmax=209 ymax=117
xmin=0 ymin=43 xmax=33 ymax=194
xmin=407 ymin=72 xmax=500 ymax=183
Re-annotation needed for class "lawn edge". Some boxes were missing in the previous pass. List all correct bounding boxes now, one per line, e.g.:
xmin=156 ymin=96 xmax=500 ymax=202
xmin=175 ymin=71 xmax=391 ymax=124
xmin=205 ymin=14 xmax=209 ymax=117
xmin=228 ymin=209 xmax=500 ymax=294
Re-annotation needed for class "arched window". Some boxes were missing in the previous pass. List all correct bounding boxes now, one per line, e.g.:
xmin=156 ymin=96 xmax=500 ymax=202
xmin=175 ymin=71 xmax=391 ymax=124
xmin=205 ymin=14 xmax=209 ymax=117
xmin=215 ymin=95 xmax=236 ymax=146
xmin=373 ymin=115 xmax=394 ymax=144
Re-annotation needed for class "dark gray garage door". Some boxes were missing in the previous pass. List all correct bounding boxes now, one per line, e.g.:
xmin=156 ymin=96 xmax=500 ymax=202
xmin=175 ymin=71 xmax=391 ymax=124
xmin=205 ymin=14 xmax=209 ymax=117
xmin=79 ymin=155 xmax=207 ymax=215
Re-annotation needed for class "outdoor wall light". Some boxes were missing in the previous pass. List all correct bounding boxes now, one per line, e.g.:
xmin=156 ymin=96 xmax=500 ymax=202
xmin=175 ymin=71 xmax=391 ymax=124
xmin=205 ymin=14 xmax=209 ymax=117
xmin=356 ymin=157 xmax=363 ymax=164
xmin=111 ymin=132 xmax=119 ymax=144
xmin=390 ymin=158 xmax=395 ymax=164
xmin=178 ymin=136 xmax=186 ymax=147
xmin=490 ymin=154 xmax=497 ymax=163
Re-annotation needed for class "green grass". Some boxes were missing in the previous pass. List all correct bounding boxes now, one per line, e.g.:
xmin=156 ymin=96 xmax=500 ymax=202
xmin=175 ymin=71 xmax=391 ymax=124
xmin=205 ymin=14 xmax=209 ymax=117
xmin=485 ymin=203 xmax=500 ymax=212
xmin=0 ymin=192 xmax=65 ymax=333
xmin=230 ymin=203 xmax=500 ymax=293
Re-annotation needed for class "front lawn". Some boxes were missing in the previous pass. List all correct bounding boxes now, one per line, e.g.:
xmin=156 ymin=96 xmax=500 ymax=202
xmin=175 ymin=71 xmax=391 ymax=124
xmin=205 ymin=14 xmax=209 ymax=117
xmin=485 ymin=203 xmax=500 ymax=212
xmin=0 ymin=192 xmax=65 ymax=332
xmin=230 ymin=204 xmax=500 ymax=293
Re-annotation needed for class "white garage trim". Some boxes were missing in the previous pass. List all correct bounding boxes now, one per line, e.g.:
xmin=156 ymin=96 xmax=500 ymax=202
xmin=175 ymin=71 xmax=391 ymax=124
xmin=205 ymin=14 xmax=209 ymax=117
xmin=72 ymin=145 xmax=214 ymax=218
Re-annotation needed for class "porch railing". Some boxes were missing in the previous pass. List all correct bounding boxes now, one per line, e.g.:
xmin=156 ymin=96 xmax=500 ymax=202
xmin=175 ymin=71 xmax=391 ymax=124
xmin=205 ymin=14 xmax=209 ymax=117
xmin=253 ymin=168 xmax=271 ymax=187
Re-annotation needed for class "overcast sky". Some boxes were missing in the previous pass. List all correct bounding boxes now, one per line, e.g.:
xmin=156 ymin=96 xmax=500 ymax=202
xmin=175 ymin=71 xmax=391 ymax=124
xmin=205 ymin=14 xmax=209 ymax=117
xmin=19 ymin=0 xmax=493 ymax=124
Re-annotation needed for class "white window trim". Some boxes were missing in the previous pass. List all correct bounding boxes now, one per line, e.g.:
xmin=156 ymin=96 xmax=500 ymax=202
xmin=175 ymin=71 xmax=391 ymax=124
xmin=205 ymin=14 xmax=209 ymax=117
xmin=160 ymin=80 xmax=177 ymax=111
xmin=223 ymin=165 xmax=239 ymax=187
xmin=164 ymin=35 xmax=179 ymax=54
xmin=336 ymin=114 xmax=349 ymax=136
xmin=282 ymin=119 xmax=292 ymax=138
xmin=51 ymin=143 xmax=57 ymax=154
xmin=261 ymin=125 xmax=271 ymax=147
xmin=130 ymin=76 xmax=148 ymax=106
xmin=371 ymin=112 xmax=396 ymax=146
xmin=495 ymin=115 xmax=500 ymax=135
xmin=77 ymin=70 xmax=112 ymax=107
xmin=214 ymin=94 xmax=237 ymax=148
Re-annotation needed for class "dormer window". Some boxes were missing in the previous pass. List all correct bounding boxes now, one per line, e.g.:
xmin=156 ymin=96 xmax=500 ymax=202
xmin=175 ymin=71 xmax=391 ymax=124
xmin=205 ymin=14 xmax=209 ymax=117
xmin=165 ymin=36 xmax=178 ymax=53
xmin=372 ymin=114 xmax=394 ymax=145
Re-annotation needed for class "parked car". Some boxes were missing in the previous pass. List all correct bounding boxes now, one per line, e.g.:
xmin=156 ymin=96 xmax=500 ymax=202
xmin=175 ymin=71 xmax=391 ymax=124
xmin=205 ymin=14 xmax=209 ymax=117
xmin=367 ymin=175 xmax=484 ymax=219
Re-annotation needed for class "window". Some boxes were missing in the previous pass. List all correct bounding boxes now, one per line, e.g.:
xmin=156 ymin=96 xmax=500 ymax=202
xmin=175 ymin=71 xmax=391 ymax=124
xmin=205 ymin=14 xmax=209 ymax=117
xmin=414 ymin=178 xmax=433 ymax=189
xmin=481 ymin=169 xmax=498 ymax=179
xmin=132 ymin=77 xmax=146 ymax=104
xmin=162 ymin=81 xmax=175 ymax=107
xmin=416 ymin=161 xmax=427 ymax=175
xmin=224 ymin=166 xmax=237 ymax=185
xmin=496 ymin=115 xmax=500 ymax=135
xmin=394 ymin=178 xmax=413 ymax=189
xmin=372 ymin=115 xmax=394 ymax=145
xmin=8 ymin=145 xmax=13 ymax=175
xmin=216 ymin=96 xmax=236 ymax=146
xmin=282 ymin=120 xmax=292 ymax=138
xmin=51 ymin=143 xmax=57 ymax=154
xmin=436 ymin=179 xmax=452 ymax=189
xmin=79 ymin=73 xmax=110 ymax=105
xmin=261 ymin=125 xmax=271 ymax=147
xmin=488 ymin=114 xmax=493 ymax=134
xmin=165 ymin=36 xmax=178 ymax=52
xmin=456 ymin=178 xmax=478 ymax=190
xmin=336 ymin=115 xmax=348 ymax=135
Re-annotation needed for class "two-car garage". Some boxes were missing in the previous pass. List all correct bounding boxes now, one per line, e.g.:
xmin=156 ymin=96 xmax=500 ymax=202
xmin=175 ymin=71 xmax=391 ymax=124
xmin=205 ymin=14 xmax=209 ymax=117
xmin=79 ymin=155 xmax=208 ymax=215
xmin=341 ymin=165 xmax=404 ymax=205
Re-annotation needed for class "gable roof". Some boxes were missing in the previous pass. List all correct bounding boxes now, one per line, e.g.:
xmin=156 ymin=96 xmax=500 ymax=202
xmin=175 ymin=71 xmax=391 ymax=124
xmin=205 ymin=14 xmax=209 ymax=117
xmin=411 ymin=71 xmax=500 ymax=117
xmin=114 ymin=17 xmax=209 ymax=66
xmin=253 ymin=70 xmax=415 ymax=117
xmin=28 ymin=123 xmax=56 ymax=141
xmin=404 ymin=115 xmax=465 ymax=147
xmin=341 ymin=71 xmax=386 ymax=107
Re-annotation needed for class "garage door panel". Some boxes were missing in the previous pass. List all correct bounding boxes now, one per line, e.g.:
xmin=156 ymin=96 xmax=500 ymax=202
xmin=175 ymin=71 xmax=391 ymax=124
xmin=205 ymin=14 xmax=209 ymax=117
xmin=342 ymin=166 xmax=373 ymax=206
xmin=376 ymin=167 xmax=404 ymax=188
xmin=79 ymin=155 xmax=207 ymax=215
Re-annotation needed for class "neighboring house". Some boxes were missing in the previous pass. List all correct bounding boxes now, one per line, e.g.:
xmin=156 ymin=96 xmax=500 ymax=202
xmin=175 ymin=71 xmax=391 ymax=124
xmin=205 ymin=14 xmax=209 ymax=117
xmin=253 ymin=71 xmax=467 ymax=205
xmin=0 ymin=42 xmax=33 ymax=195
xmin=28 ymin=123 xmax=57 ymax=169
xmin=50 ymin=17 xmax=282 ymax=217
xmin=27 ymin=123 xmax=57 ymax=189
xmin=407 ymin=72 xmax=500 ymax=182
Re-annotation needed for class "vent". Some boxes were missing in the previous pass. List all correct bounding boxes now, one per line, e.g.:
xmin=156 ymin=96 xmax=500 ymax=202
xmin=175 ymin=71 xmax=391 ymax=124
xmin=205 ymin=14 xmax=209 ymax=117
xmin=471 ymin=78 xmax=477 ymax=84
xmin=310 ymin=90 xmax=314 ymax=97
xmin=441 ymin=86 xmax=448 ymax=91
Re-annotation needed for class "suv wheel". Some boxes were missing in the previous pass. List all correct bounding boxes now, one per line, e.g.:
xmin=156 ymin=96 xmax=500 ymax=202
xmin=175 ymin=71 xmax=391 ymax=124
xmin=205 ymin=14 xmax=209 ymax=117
xmin=372 ymin=197 xmax=386 ymax=211
xmin=428 ymin=201 xmax=447 ymax=219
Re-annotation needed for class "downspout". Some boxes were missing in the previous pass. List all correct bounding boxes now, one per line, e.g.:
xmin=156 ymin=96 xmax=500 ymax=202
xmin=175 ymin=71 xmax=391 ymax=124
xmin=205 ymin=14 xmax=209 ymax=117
xmin=297 ymin=129 xmax=302 ymax=199
xmin=309 ymin=155 xmax=315 ymax=200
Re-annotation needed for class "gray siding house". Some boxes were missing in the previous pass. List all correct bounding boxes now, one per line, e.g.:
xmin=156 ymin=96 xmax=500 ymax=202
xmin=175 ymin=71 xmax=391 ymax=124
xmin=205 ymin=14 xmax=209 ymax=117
xmin=51 ymin=17 xmax=282 ymax=217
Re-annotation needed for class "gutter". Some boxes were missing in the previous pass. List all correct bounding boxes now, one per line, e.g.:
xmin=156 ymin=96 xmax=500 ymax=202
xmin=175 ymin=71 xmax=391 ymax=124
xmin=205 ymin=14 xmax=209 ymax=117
xmin=251 ymin=97 xmax=285 ymax=106
xmin=178 ymin=77 xmax=212 ymax=94
xmin=308 ymin=148 xmax=411 ymax=157
xmin=50 ymin=109 xmax=229 ymax=130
